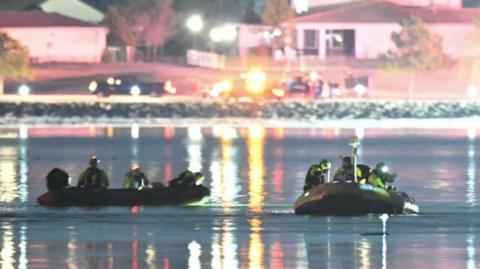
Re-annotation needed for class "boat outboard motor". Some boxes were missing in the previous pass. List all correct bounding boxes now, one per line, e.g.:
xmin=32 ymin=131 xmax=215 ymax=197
xmin=46 ymin=168 xmax=70 ymax=191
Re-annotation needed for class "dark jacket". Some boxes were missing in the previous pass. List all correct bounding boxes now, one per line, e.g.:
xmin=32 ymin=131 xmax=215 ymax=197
xmin=77 ymin=167 xmax=109 ymax=189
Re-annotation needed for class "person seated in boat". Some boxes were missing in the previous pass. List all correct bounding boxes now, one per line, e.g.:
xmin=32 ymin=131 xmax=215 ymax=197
xmin=169 ymin=170 xmax=205 ymax=188
xmin=123 ymin=163 xmax=151 ymax=190
xmin=77 ymin=155 xmax=109 ymax=189
xmin=303 ymin=159 xmax=331 ymax=191
xmin=367 ymin=162 xmax=396 ymax=189
xmin=333 ymin=156 xmax=362 ymax=182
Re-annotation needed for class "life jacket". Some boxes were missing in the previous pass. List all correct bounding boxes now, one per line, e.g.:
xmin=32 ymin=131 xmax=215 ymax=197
xmin=129 ymin=172 xmax=148 ymax=189
xmin=83 ymin=167 xmax=104 ymax=188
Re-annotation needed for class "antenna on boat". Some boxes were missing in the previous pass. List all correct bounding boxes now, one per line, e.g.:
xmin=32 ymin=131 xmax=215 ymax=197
xmin=349 ymin=136 xmax=360 ymax=183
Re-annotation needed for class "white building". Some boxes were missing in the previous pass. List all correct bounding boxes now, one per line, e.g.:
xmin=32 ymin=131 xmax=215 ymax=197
xmin=0 ymin=11 xmax=108 ymax=63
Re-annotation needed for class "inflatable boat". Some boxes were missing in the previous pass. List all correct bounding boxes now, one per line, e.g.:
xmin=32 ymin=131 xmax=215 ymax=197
xmin=294 ymin=182 xmax=419 ymax=216
xmin=37 ymin=168 xmax=210 ymax=207
xmin=37 ymin=185 xmax=210 ymax=207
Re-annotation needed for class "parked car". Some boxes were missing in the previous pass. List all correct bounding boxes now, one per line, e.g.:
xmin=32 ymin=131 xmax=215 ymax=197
xmin=88 ymin=74 xmax=176 ymax=97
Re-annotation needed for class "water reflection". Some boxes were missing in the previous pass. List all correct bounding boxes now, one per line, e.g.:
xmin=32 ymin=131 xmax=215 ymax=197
xmin=209 ymin=126 xmax=241 ymax=211
xmin=248 ymin=126 xmax=266 ymax=213
xmin=187 ymin=126 xmax=203 ymax=173
xmin=188 ymin=241 xmax=201 ymax=269
xmin=467 ymin=234 xmax=476 ymax=269
xmin=466 ymin=131 xmax=476 ymax=208
xmin=211 ymin=219 xmax=239 ymax=269
xmin=248 ymin=218 xmax=264 ymax=269
xmin=247 ymin=126 xmax=266 ymax=269
xmin=1 ymin=223 xmax=15 ymax=269
xmin=0 ymin=135 xmax=29 ymax=204
xmin=0 ymin=125 xmax=479 ymax=268
xmin=66 ymin=227 xmax=78 ymax=269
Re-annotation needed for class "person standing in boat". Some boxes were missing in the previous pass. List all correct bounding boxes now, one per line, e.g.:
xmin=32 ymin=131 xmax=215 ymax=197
xmin=77 ymin=155 xmax=109 ymax=189
xmin=368 ymin=162 xmax=396 ymax=189
xmin=123 ymin=163 xmax=151 ymax=190
xmin=333 ymin=156 xmax=362 ymax=182
xmin=303 ymin=159 xmax=331 ymax=191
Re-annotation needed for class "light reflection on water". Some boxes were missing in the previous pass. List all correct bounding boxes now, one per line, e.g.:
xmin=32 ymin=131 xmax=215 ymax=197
xmin=0 ymin=124 xmax=479 ymax=268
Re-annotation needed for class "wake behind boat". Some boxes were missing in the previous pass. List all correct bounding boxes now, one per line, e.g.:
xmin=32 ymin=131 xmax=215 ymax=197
xmin=294 ymin=182 xmax=419 ymax=216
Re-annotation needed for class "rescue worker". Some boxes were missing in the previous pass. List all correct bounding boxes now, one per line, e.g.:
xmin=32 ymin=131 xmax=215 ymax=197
xmin=77 ymin=155 xmax=109 ymax=189
xmin=303 ymin=159 xmax=332 ymax=191
xmin=333 ymin=156 xmax=362 ymax=182
xmin=123 ymin=164 xmax=151 ymax=190
xmin=169 ymin=170 xmax=205 ymax=188
xmin=368 ymin=162 xmax=396 ymax=189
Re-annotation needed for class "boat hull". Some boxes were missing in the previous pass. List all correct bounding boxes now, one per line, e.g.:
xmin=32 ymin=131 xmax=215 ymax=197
xmin=37 ymin=185 xmax=210 ymax=207
xmin=294 ymin=183 xmax=418 ymax=216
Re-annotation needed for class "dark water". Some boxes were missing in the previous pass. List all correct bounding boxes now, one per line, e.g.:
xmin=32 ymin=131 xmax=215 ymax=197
xmin=0 ymin=124 xmax=478 ymax=269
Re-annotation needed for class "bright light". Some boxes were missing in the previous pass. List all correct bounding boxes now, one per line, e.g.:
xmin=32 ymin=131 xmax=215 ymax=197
xmin=211 ymin=80 xmax=233 ymax=96
xmin=244 ymin=68 xmax=267 ymax=95
xmin=309 ymin=71 xmax=319 ymax=82
xmin=130 ymin=85 xmax=141 ymax=96
xmin=187 ymin=15 xmax=204 ymax=33
xmin=107 ymin=77 xmax=115 ymax=85
xmin=467 ymin=85 xmax=477 ymax=98
xmin=131 ymin=123 xmax=139 ymax=139
xmin=272 ymin=28 xmax=282 ymax=37
xmin=210 ymin=24 xmax=237 ymax=43
xmin=354 ymin=84 xmax=367 ymax=97
xmin=164 ymin=81 xmax=176 ymax=94
xmin=381 ymin=165 xmax=389 ymax=173
xmin=294 ymin=0 xmax=309 ymax=14
xmin=18 ymin=84 xmax=30 ymax=96
xmin=209 ymin=27 xmax=223 ymax=42
xmin=88 ymin=80 xmax=98 ymax=92
xmin=222 ymin=24 xmax=237 ymax=42
xmin=272 ymin=88 xmax=285 ymax=98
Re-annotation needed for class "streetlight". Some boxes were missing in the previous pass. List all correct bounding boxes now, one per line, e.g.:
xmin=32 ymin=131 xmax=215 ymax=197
xmin=186 ymin=15 xmax=204 ymax=50
xmin=186 ymin=15 xmax=204 ymax=33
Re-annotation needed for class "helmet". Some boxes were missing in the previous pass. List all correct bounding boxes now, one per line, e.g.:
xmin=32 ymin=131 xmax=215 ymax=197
xmin=131 ymin=163 xmax=141 ymax=171
xmin=319 ymin=159 xmax=331 ymax=169
xmin=376 ymin=162 xmax=389 ymax=173
xmin=89 ymin=155 xmax=99 ymax=166
xmin=342 ymin=156 xmax=352 ymax=164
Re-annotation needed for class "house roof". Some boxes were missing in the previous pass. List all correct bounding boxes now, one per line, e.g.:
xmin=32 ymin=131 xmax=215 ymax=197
xmin=0 ymin=0 xmax=104 ymax=24
xmin=293 ymin=0 xmax=480 ymax=24
xmin=0 ymin=11 xmax=101 ymax=27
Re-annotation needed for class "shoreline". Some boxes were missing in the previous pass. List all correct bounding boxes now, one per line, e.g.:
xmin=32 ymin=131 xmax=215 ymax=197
xmin=0 ymin=116 xmax=479 ymax=130
xmin=1 ymin=100 xmax=480 ymax=123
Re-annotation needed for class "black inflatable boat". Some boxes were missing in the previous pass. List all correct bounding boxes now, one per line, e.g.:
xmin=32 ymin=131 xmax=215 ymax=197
xmin=37 ymin=168 xmax=210 ymax=207
xmin=294 ymin=182 xmax=419 ymax=216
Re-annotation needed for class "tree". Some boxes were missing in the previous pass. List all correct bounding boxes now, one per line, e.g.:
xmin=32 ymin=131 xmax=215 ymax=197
xmin=143 ymin=0 xmax=176 ymax=60
xmin=261 ymin=0 xmax=294 ymax=27
xmin=0 ymin=33 xmax=32 ymax=95
xmin=242 ymin=0 xmax=261 ymax=24
xmin=380 ymin=17 xmax=446 ymax=99
xmin=261 ymin=0 xmax=294 ymax=54
xmin=105 ymin=0 xmax=176 ymax=62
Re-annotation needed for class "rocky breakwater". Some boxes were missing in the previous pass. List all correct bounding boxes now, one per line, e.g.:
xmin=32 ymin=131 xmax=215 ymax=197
xmin=1 ymin=100 xmax=480 ymax=121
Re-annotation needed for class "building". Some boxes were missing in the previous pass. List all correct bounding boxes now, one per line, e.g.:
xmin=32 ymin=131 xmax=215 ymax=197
xmin=0 ymin=0 xmax=104 ymax=24
xmin=292 ymin=0 xmax=480 ymax=59
xmin=0 ymin=11 xmax=109 ymax=63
